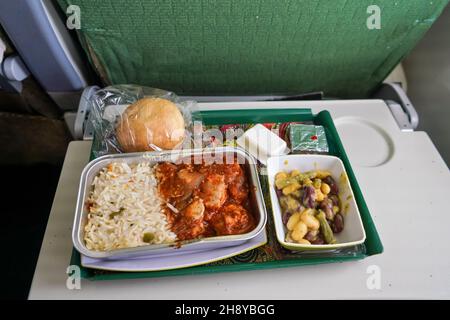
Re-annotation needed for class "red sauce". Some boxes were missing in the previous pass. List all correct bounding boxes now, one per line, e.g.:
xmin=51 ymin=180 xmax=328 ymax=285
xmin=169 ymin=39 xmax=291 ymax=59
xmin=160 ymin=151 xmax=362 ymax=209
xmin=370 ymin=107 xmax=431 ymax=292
xmin=155 ymin=157 xmax=255 ymax=241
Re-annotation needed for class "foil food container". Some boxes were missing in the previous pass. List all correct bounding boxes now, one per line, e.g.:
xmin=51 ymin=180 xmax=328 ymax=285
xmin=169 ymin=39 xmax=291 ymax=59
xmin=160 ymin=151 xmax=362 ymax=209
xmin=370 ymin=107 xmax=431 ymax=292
xmin=72 ymin=147 xmax=267 ymax=259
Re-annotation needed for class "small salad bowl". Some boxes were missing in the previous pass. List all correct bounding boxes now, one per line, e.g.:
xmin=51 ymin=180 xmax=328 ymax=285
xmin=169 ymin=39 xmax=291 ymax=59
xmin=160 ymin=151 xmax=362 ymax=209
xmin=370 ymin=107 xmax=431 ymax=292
xmin=267 ymin=154 xmax=366 ymax=251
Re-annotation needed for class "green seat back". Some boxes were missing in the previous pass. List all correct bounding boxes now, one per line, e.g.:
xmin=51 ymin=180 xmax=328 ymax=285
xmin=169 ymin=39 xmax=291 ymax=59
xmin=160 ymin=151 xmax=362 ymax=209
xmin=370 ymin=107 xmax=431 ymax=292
xmin=59 ymin=0 xmax=448 ymax=97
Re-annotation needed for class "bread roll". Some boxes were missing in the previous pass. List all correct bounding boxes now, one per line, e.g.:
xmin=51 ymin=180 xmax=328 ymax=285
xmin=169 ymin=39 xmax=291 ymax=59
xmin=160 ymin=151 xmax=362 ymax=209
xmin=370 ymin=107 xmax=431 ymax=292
xmin=116 ymin=98 xmax=185 ymax=152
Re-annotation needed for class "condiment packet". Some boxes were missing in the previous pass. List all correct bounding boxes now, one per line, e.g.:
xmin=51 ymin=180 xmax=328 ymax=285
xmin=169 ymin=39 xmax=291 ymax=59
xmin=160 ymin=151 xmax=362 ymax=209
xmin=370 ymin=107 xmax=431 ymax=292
xmin=236 ymin=124 xmax=289 ymax=165
xmin=288 ymin=124 xmax=329 ymax=153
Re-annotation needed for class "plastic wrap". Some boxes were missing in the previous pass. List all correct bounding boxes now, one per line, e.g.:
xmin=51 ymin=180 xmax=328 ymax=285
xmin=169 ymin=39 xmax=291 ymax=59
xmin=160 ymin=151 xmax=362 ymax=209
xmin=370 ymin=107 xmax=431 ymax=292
xmin=89 ymin=85 xmax=199 ymax=158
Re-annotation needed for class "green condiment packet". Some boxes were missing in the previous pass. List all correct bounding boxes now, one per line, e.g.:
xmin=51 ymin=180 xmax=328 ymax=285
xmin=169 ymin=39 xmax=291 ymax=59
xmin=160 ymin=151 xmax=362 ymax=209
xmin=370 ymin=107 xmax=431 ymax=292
xmin=289 ymin=124 xmax=329 ymax=153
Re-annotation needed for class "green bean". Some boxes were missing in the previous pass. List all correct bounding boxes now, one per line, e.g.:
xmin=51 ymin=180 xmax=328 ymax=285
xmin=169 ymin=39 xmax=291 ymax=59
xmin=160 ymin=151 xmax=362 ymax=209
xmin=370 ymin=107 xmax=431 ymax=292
xmin=317 ymin=210 xmax=336 ymax=244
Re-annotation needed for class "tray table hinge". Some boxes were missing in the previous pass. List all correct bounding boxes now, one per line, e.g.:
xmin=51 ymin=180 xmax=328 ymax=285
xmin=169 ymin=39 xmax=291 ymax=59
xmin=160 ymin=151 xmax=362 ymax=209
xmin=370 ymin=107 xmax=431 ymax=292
xmin=373 ymin=82 xmax=419 ymax=132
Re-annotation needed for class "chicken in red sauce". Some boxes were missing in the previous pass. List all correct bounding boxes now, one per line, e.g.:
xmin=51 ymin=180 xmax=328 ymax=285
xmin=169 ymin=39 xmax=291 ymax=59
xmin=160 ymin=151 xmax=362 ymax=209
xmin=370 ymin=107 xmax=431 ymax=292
xmin=155 ymin=158 xmax=255 ymax=241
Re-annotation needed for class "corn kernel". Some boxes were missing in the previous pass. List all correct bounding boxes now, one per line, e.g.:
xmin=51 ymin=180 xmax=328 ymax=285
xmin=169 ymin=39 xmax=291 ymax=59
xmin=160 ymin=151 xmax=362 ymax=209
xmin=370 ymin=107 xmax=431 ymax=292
xmin=300 ymin=209 xmax=320 ymax=231
xmin=297 ymin=239 xmax=311 ymax=245
xmin=321 ymin=183 xmax=331 ymax=194
xmin=287 ymin=212 xmax=301 ymax=231
xmin=291 ymin=221 xmax=308 ymax=241
xmin=282 ymin=182 xmax=301 ymax=195
xmin=316 ymin=170 xmax=332 ymax=179
xmin=275 ymin=172 xmax=288 ymax=180
xmin=315 ymin=189 xmax=325 ymax=202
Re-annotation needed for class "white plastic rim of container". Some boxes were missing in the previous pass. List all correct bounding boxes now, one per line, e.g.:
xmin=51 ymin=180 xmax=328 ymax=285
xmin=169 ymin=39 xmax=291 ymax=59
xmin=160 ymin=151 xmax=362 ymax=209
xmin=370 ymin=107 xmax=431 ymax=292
xmin=236 ymin=124 xmax=289 ymax=165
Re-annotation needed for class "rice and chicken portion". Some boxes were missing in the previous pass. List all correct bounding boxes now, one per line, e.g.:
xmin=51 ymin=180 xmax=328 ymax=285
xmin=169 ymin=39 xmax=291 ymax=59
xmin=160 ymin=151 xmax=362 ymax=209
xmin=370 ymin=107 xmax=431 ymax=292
xmin=84 ymin=161 xmax=176 ymax=251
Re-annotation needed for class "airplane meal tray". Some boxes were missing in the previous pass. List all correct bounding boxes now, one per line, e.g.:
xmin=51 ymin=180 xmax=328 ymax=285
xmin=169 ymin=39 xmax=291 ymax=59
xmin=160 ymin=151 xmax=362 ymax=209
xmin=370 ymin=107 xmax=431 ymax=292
xmin=70 ymin=108 xmax=383 ymax=280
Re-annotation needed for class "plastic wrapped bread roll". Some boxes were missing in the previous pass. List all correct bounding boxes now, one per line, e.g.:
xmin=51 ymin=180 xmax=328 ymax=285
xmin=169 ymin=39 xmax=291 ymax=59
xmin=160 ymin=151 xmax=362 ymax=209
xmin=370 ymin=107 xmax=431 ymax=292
xmin=116 ymin=98 xmax=185 ymax=152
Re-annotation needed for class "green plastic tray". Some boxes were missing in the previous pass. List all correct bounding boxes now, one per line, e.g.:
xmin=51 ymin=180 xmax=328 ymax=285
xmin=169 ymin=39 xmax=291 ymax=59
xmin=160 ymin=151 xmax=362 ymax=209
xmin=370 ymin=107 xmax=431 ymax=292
xmin=71 ymin=108 xmax=383 ymax=280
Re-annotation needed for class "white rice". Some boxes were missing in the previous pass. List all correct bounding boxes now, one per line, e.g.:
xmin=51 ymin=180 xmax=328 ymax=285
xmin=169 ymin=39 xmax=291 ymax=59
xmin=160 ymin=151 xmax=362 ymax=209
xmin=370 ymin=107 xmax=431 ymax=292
xmin=84 ymin=161 xmax=176 ymax=251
